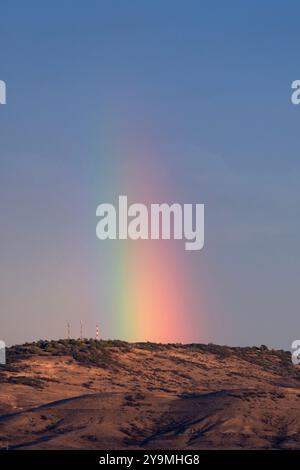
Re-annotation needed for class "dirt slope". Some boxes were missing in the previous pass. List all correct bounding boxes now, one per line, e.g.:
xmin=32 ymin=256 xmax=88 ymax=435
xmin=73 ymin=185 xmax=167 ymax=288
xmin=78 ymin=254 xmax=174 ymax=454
xmin=0 ymin=340 xmax=299 ymax=449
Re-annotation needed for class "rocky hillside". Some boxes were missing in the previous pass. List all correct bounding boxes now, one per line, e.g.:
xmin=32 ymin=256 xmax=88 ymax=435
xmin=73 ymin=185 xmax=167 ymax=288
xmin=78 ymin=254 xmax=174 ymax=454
xmin=0 ymin=339 xmax=299 ymax=449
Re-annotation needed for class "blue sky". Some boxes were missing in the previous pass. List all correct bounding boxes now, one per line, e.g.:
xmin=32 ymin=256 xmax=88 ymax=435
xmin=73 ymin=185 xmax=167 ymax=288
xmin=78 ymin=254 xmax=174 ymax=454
xmin=0 ymin=1 xmax=299 ymax=347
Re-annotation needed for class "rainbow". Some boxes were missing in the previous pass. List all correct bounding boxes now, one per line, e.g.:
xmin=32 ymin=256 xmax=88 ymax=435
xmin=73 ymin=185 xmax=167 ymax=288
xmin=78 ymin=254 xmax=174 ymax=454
xmin=94 ymin=123 xmax=205 ymax=343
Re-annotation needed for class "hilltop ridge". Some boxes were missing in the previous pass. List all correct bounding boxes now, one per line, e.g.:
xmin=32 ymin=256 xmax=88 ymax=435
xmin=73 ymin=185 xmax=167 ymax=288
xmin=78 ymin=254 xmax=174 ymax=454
xmin=0 ymin=340 xmax=299 ymax=450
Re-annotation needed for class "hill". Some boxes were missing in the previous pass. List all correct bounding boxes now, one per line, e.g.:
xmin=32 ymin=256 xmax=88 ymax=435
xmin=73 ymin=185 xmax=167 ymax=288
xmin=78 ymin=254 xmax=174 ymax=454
xmin=0 ymin=339 xmax=299 ymax=449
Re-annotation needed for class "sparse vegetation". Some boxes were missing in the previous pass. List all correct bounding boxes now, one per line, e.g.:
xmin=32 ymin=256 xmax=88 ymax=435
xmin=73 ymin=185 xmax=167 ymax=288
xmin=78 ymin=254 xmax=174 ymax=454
xmin=1 ymin=339 xmax=300 ymax=450
xmin=4 ymin=339 xmax=299 ymax=380
xmin=6 ymin=339 xmax=132 ymax=369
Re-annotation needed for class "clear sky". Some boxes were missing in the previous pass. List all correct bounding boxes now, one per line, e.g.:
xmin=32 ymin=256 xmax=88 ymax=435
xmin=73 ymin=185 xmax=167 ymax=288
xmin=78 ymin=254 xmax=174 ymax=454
xmin=0 ymin=1 xmax=299 ymax=348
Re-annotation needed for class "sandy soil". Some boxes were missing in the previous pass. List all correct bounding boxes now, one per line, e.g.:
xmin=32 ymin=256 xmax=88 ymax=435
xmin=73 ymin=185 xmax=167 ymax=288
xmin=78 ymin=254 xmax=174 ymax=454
xmin=0 ymin=342 xmax=299 ymax=449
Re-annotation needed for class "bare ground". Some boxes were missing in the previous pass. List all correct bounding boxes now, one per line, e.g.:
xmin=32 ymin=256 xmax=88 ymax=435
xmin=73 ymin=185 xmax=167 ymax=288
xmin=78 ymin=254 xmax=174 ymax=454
xmin=0 ymin=340 xmax=299 ymax=449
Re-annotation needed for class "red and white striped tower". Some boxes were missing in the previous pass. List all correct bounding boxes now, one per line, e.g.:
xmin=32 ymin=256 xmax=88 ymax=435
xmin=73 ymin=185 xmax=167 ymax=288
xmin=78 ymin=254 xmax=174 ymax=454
xmin=96 ymin=324 xmax=99 ymax=340
xmin=67 ymin=322 xmax=70 ymax=339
